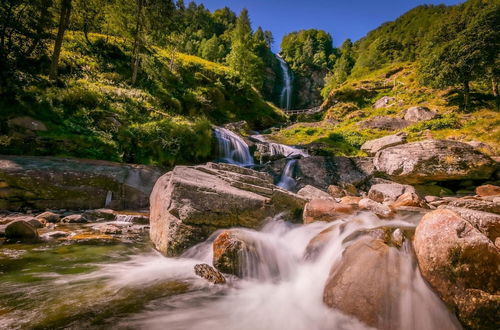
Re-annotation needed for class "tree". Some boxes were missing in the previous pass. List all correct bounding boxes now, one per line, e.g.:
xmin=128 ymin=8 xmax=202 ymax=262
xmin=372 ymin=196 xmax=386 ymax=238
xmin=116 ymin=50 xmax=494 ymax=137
xmin=49 ymin=0 xmax=72 ymax=80
xmin=419 ymin=4 xmax=499 ymax=109
xmin=199 ymin=35 xmax=223 ymax=62
xmin=226 ymin=8 xmax=264 ymax=88
xmin=323 ymin=39 xmax=355 ymax=94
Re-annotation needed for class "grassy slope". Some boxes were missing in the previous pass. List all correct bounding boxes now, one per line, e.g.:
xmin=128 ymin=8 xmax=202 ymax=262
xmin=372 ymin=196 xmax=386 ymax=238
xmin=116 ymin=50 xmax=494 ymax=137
xmin=0 ymin=33 xmax=285 ymax=167
xmin=269 ymin=62 xmax=499 ymax=156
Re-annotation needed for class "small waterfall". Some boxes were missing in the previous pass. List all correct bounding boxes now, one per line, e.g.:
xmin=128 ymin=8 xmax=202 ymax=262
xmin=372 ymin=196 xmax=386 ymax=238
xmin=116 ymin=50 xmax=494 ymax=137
xmin=213 ymin=127 xmax=254 ymax=167
xmin=277 ymin=159 xmax=297 ymax=191
xmin=251 ymin=134 xmax=308 ymax=159
xmin=277 ymin=55 xmax=293 ymax=110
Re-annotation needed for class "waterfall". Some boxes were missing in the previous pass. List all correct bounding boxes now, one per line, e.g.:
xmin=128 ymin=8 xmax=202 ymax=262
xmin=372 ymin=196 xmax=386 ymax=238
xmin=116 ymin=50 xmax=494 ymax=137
xmin=277 ymin=159 xmax=297 ymax=191
xmin=213 ymin=127 xmax=254 ymax=167
xmin=277 ymin=55 xmax=293 ymax=110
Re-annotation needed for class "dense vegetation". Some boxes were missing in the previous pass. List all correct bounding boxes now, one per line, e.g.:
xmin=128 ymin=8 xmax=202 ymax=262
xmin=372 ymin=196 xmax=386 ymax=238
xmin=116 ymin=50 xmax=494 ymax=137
xmin=0 ymin=1 xmax=285 ymax=167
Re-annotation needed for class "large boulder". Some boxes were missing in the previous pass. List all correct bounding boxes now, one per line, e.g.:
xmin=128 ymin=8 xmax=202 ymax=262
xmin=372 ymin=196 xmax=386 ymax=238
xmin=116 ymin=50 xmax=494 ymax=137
xmin=374 ymin=140 xmax=496 ymax=184
xmin=149 ymin=163 xmax=306 ymax=256
xmin=297 ymin=185 xmax=333 ymax=201
xmin=368 ymin=182 xmax=416 ymax=203
xmin=447 ymin=198 xmax=500 ymax=215
xmin=359 ymin=116 xmax=411 ymax=131
xmin=0 ymin=155 xmax=162 ymax=211
xmin=303 ymin=199 xmax=356 ymax=224
xmin=361 ymin=132 xmax=407 ymax=156
xmin=403 ymin=106 xmax=438 ymax=122
xmin=5 ymin=219 xmax=39 ymax=242
xmin=476 ymin=184 xmax=500 ymax=197
xmin=413 ymin=209 xmax=500 ymax=329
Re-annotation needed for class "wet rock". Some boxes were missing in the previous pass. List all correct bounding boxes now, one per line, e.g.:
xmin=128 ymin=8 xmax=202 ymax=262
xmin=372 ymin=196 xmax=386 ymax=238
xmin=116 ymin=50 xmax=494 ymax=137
xmin=339 ymin=196 xmax=362 ymax=206
xmin=213 ymin=230 xmax=248 ymax=276
xmin=83 ymin=209 xmax=116 ymax=221
xmin=61 ymin=214 xmax=88 ymax=223
xmin=150 ymin=163 xmax=306 ymax=256
xmin=323 ymin=237 xmax=402 ymax=329
xmin=368 ymin=183 xmax=416 ymax=203
xmin=359 ymin=198 xmax=394 ymax=218
xmin=5 ymin=220 xmax=39 ymax=241
xmin=373 ymin=96 xmax=396 ymax=109
xmin=476 ymin=184 xmax=500 ymax=197
xmin=0 ymin=155 xmax=162 ymax=211
xmin=303 ymin=199 xmax=356 ymax=224
xmin=114 ymin=213 xmax=149 ymax=224
xmin=413 ymin=209 xmax=500 ymax=329
xmin=98 ymin=224 xmax=122 ymax=235
xmin=390 ymin=192 xmax=428 ymax=209
xmin=304 ymin=223 xmax=342 ymax=260
xmin=194 ymin=264 xmax=226 ymax=284
xmin=447 ymin=198 xmax=500 ymax=215
xmin=403 ymin=106 xmax=438 ymax=122
xmin=42 ymin=231 xmax=70 ymax=239
xmin=26 ymin=218 xmax=44 ymax=228
xmin=359 ymin=116 xmax=411 ymax=131
xmin=374 ymin=140 xmax=497 ymax=184
xmin=36 ymin=211 xmax=60 ymax=223
xmin=297 ymin=185 xmax=334 ymax=201
xmin=361 ymin=132 xmax=407 ymax=156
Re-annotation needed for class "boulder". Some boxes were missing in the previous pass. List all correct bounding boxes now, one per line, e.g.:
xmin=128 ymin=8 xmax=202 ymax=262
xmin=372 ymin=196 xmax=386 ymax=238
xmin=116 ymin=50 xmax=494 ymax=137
xmin=83 ymin=208 xmax=116 ymax=221
xmin=368 ymin=183 xmax=416 ymax=203
xmin=413 ymin=209 xmax=500 ymax=329
xmin=447 ymin=198 xmax=500 ymax=215
xmin=297 ymin=185 xmax=334 ymax=201
xmin=359 ymin=198 xmax=394 ymax=218
xmin=98 ymin=224 xmax=122 ymax=235
xmin=466 ymin=141 xmax=496 ymax=156
xmin=374 ymin=140 xmax=496 ymax=184
xmin=36 ymin=211 xmax=60 ymax=223
xmin=7 ymin=116 xmax=47 ymax=132
xmin=61 ymin=214 xmax=88 ymax=223
xmin=327 ymin=185 xmax=345 ymax=198
xmin=403 ymin=106 xmax=438 ymax=122
xmin=0 ymin=155 xmax=162 ymax=211
xmin=194 ymin=264 xmax=226 ymax=284
xmin=476 ymin=184 xmax=500 ymax=197
xmin=390 ymin=192 xmax=428 ymax=209
xmin=303 ymin=199 xmax=356 ymax=224
xmin=212 ymin=230 xmax=252 ymax=277
xmin=361 ymin=132 xmax=407 ymax=156
xmin=373 ymin=96 xmax=396 ymax=109
xmin=339 ymin=196 xmax=363 ymax=206
xmin=359 ymin=116 xmax=411 ymax=130
xmin=149 ymin=163 xmax=306 ymax=256
xmin=42 ymin=231 xmax=70 ymax=239
xmin=5 ymin=220 xmax=39 ymax=241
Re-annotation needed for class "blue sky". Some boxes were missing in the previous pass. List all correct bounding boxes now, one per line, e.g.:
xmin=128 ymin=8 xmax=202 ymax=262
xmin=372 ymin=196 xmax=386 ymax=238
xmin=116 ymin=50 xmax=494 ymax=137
xmin=194 ymin=0 xmax=465 ymax=52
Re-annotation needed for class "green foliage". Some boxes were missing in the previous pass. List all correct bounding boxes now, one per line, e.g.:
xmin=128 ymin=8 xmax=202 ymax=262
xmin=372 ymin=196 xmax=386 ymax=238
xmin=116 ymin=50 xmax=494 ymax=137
xmin=406 ymin=114 xmax=461 ymax=132
xmin=322 ymin=39 xmax=355 ymax=97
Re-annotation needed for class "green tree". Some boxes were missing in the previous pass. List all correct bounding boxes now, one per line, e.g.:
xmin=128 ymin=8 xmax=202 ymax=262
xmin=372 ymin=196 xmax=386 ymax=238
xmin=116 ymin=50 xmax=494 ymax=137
xmin=199 ymin=34 xmax=224 ymax=62
xmin=323 ymin=39 xmax=355 ymax=96
xmin=49 ymin=0 xmax=72 ymax=80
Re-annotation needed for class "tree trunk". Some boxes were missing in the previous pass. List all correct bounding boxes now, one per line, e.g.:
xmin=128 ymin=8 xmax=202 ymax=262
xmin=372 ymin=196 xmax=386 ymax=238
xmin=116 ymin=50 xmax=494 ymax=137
xmin=492 ymin=77 xmax=498 ymax=98
xmin=131 ymin=0 xmax=144 ymax=85
xmin=463 ymin=80 xmax=470 ymax=110
xmin=49 ymin=0 xmax=72 ymax=80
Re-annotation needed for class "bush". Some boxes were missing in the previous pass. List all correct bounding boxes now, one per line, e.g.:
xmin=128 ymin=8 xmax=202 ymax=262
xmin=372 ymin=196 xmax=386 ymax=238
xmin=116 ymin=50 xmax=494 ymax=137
xmin=407 ymin=114 xmax=461 ymax=132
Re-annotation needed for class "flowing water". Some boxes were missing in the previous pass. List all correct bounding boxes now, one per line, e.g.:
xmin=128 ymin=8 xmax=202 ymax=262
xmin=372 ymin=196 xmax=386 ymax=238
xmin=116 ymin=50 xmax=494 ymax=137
xmin=277 ymin=55 xmax=293 ymax=110
xmin=213 ymin=127 xmax=254 ymax=167
xmin=277 ymin=159 xmax=298 ymax=191
xmin=0 ymin=213 xmax=461 ymax=330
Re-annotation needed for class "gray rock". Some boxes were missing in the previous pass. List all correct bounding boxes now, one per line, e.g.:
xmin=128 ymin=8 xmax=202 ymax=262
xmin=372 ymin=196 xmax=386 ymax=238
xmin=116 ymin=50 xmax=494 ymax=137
xmin=439 ymin=206 xmax=500 ymax=243
xmin=358 ymin=198 xmax=394 ymax=218
xmin=374 ymin=140 xmax=497 ymax=184
xmin=359 ymin=116 xmax=411 ymax=130
xmin=61 ymin=214 xmax=88 ymax=223
xmin=403 ymin=106 xmax=438 ymax=122
xmin=83 ymin=208 xmax=116 ymax=221
xmin=7 ymin=116 xmax=47 ymax=131
xmin=42 ymin=231 xmax=70 ymax=239
xmin=447 ymin=198 xmax=500 ymax=215
xmin=194 ymin=264 xmax=226 ymax=284
xmin=466 ymin=141 xmax=496 ymax=156
xmin=36 ymin=211 xmax=60 ymax=223
xmin=297 ymin=185 xmax=334 ymax=201
xmin=368 ymin=183 xmax=416 ymax=203
xmin=149 ymin=163 xmax=306 ymax=256
xmin=0 ymin=155 xmax=162 ymax=211
xmin=373 ymin=96 xmax=396 ymax=109
xmin=361 ymin=132 xmax=407 ymax=156
xmin=98 ymin=224 xmax=122 ymax=235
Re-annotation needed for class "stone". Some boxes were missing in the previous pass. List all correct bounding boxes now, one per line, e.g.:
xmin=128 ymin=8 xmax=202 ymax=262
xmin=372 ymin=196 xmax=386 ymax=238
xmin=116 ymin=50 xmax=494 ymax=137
xmin=373 ymin=96 xmax=396 ymax=109
xmin=339 ymin=196 xmax=362 ymax=206
xmin=413 ymin=209 xmax=500 ymax=329
xmin=36 ymin=211 xmax=60 ymax=223
xmin=83 ymin=209 xmax=116 ymax=221
xmin=5 ymin=220 xmax=39 ymax=241
xmin=194 ymin=264 xmax=226 ymax=284
xmin=476 ymin=184 xmax=500 ymax=197
xmin=359 ymin=116 xmax=411 ymax=130
xmin=297 ymin=185 xmax=334 ymax=201
xmin=212 ymin=230 xmax=249 ymax=277
xmin=303 ymin=199 xmax=356 ymax=224
xmin=98 ymin=224 xmax=122 ymax=235
xmin=466 ymin=141 xmax=496 ymax=156
xmin=361 ymin=132 xmax=407 ymax=156
xmin=359 ymin=198 xmax=394 ymax=218
xmin=327 ymin=185 xmax=345 ymax=198
xmin=403 ymin=106 xmax=438 ymax=122
xmin=7 ymin=116 xmax=47 ymax=132
xmin=42 ymin=231 xmax=70 ymax=239
xmin=0 ymin=155 xmax=162 ymax=211
xmin=150 ymin=163 xmax=306 ymax=256
xmin=304 ymin=223 xmax=342 ymax=260
xmin=61 ymin=214 xmax=88 ymax=223
xmin=390 ymin=192 xmax=428 ymax=209
xmin=368 ymin=183 xmax=416 ymax=203
xmin=26 ymin=218 xmax=44 ymax=228
xmin=447 ymin=198 xmax=500 ymax=215
xmin=374 ymin=140 xmax=496 ymax=184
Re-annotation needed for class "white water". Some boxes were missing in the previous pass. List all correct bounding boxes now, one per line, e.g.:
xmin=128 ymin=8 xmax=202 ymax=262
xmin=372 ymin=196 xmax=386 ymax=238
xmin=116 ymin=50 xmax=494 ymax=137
xmin=251 ymin=134 xmax=308 ymax=159
xmin=277 ymin=159 xmax=297 ymax=191
xmin=213 ymin=127 xmax=254 ymax=167
xmin=277 ymin=55 xmax=293 ymax=110
xmin=69 ymin=213 xmax=461 ymax=330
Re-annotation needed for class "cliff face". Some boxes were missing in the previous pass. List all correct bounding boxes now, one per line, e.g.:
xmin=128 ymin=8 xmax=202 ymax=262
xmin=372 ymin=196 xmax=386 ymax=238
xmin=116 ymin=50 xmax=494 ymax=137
xmin=294 ymin=70 xmax=328 ymax=109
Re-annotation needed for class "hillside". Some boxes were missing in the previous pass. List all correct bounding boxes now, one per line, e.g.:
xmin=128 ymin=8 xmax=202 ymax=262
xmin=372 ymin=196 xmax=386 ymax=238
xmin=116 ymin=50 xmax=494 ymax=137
xmin=269 ymin=62 xmax=499 ymax=156
xmin=0 ymin=33 xmax=285 ymax=167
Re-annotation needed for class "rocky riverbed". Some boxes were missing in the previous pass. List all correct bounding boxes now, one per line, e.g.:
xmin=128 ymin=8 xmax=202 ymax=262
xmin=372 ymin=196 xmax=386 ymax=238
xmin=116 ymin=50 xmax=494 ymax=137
xmin=0 ymin=126 xmax=499 ymax=330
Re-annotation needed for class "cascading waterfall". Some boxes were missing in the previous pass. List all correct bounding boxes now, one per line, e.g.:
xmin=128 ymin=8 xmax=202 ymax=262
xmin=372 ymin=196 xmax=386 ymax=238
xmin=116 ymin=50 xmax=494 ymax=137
xmin=277 ymin=55 xmax=293 ymax=110
xmin=277 ymin=159 xmax=297 ymax=191
xmin=213 ymin=127 xmax=254 ymax=167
